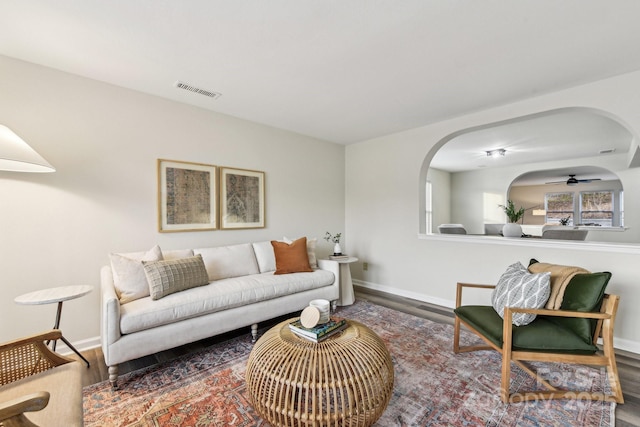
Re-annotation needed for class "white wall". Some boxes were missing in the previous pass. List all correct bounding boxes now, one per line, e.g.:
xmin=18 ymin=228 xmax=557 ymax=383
xmin=0 ymin=55 xmax=345 ymax=345
xmin=446 ymin=152 xmax=636 ymax=240
xmin=346 ymin=69 xmax=640 ymax=353
xmin=426 ymin=167 xmax=450 ymax=232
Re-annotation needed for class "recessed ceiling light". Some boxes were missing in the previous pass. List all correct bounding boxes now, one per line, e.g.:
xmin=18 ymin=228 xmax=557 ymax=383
xmin=486 ymin=148 xmax=506 ymax=158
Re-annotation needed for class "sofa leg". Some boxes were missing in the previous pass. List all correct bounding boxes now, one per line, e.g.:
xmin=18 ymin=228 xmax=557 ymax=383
xmin=331 ymin=300 xmax=337 ymax=313
xmin=108 ymin=365 xmax=119 ymax=389
xmin=251 ymin=323 xmax=258 ymax=343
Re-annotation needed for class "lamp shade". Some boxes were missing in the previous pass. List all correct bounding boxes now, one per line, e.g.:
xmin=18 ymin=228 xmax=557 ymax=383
xmin=0 ymin=125 xmax=55 ymax=172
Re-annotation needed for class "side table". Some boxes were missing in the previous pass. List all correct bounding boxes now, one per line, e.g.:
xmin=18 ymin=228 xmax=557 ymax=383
xmin=15 ymin=285 xmax=93 ymax=367
xmin=331 ymin=256 xmax=358 ymax=306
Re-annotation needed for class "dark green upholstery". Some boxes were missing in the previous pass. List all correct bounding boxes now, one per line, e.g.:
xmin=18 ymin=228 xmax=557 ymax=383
xmin=456 ymin=261 xmax=611 ymax=357
xmin=546 ymin=272 xmax=611 ymax=344
xmin=454 ymin=305 xmax=598 ymax=355
xmin=527 ymin=259 xmax=611 ymax=345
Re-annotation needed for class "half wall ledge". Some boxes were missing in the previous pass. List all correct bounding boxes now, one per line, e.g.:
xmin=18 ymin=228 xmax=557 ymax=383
xmin=418 ymin=233 xmax=640 ymax=255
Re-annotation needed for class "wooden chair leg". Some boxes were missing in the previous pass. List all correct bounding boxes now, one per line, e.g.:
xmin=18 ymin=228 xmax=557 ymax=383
xmin=500 ymin=351 xmax=511 ymax=403
xmin=501 ymin=309 xmax=514 ymax=403
xmin=453 ymin=316 xmax=461 ymax=353
xmin=601 ymin=297 xmax=624 ymax=403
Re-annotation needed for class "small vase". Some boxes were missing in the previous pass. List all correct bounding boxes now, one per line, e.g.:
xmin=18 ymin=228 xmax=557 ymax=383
xmin=333 ymin=243 xmax=342 ymax=256
xmin=502 ymin=223 xmax=523 ymax=238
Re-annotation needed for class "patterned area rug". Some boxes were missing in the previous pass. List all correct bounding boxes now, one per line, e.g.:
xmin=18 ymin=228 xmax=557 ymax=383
xmin=84 ymin=300 xmax=615 ymax=426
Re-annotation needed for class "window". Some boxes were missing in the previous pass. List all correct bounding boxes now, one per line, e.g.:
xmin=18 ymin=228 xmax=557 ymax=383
xmin=425 ymin=181 xmax=433 ymax=233
xmin=545 ymin=192 xmax=574 ymax=225
xmin=580 ymin=191 xmax=614 ymax=227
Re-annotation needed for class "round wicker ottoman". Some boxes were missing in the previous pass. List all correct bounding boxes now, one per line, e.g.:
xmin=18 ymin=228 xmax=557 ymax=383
xmin=246 ymin=319 xmax=394 ymax=427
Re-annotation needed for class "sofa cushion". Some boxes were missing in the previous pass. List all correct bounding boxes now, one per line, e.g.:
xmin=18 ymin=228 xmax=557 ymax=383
xmin=163 ymin=248 xmax=195 ymax=260
xmin=120 ymin=269 xmax=335 ymax=334
xmin=271 ymin=237 xmax=313 ymax=275
xmin=543 ymin=272 xmax=611 ymax=345
xmin=253 ymin=238 xmax=319 ymax=273
xmin=194 ymin=243 xmax=260 ymax=281
xmin=490 ymin=262 xmax=551 ymax=326
xmin=454 ymin=305 xmax=598 ymax=354
xmin=143 ymin=254 xmax=209 ymax=300
xmin=528 ymin=259 xmax=590 ymax=309
xmin=109 ymin=245 xmax=163 ymax=304
xmin=283 ymin=236 xmax=318 ymax=268
xmin=252 ymin=241 xmax=276 ymax=273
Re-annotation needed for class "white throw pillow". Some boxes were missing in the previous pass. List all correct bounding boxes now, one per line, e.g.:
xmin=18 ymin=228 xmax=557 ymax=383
xmin=491 ymin=262 xmax=551 ymax=326
xmin=194 ymin=243 xmax=260 ymax=281
xmin=162 ymin=248 xmax=195 ymax=261
xmin=283 ymin=236 xmax=317 ymax=268
xmin=252 ymin=241 xmax=276 ymax=273
xmin=109 ymin=245 xmax=163 ymax=304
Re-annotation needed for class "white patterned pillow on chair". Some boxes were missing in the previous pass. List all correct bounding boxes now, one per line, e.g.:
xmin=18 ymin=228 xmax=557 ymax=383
xmin=491 ymin=262 xmax=551 ymax=326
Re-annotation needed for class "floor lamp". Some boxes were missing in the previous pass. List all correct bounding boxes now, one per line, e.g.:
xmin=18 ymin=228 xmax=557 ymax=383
xmin=1 ymin=124 xmax=65 ymax=356
xmin=0 ymin=125 xmax=55 ymax=173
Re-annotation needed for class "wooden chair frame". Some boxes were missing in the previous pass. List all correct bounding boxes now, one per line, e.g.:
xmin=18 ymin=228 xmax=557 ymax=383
xmin=0 ymin=330 xmax=75 ymax=427
xmin=453 ymin=282 xmax=624 ymax=404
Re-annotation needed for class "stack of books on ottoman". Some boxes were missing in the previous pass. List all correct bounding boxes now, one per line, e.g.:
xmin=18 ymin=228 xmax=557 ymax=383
xmin=289 ymin=317 xmax=348 ymax=342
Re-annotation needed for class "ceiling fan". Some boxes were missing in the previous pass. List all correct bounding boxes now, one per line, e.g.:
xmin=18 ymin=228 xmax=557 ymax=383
xmin=545 ymin=174 xmax=602 ymax=186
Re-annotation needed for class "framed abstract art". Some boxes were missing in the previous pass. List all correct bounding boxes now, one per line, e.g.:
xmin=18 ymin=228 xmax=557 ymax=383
xmin=220 ymin=167 xmax=265 ymax=229
xmin=158 ymin=159 xmax=217 ymax=232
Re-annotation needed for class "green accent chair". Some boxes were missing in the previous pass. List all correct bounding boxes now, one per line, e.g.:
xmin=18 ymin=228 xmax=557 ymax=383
xmin=453 ymin=273 xmax=623 ymax=404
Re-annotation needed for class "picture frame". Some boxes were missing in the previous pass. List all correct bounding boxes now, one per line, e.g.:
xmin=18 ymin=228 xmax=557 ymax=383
xmin=220 ymin=167 xmax=265 ymax=229
xmin=158 ymin=159 xmax=217 ymax=232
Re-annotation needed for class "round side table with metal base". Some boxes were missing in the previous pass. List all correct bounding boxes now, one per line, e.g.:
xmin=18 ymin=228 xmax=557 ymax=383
xmin=15 ymin=285 xmax=93 ymax=367
xmin=246 ymin=319 xmax=394 ymax=427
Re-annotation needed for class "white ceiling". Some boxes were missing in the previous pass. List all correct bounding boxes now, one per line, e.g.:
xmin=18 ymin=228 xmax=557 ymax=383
xmin=2 ymin=1 xmax=640 ymax=144
xmin=429 ymin=109 xmax=633 ymax=174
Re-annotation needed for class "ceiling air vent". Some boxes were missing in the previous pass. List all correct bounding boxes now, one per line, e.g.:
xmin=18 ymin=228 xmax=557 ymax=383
xmin=174 ymin=81 xmax=221 ymax=99
xmin=599 ymin=148 xmax=616 ymax=155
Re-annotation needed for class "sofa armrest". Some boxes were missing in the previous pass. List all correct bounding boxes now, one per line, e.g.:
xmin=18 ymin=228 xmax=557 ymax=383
xmin=317 ymin=259 xmax=340 ymax=286
xmin=100 ymin=265 xmax=121 ymax=360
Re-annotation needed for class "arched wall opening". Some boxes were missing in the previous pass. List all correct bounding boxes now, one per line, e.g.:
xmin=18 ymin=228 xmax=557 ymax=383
xmin=419 ymin=107 xmax=639 ymax=244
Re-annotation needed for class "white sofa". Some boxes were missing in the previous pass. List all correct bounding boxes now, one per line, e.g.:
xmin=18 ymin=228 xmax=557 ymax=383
xmin=101 ymin=240 xmax=339 ymax=388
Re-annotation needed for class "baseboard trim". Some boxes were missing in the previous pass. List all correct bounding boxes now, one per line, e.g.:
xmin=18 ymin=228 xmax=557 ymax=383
xmin=353 ymin=279 xmax=640 ymax=356
xmin=613 ymin=337 xmax=640 ymax=356
xmin=353 ymin=279 xmax=455 ymax=309
xmin=55 ymin=335 xmax=101 ymax=356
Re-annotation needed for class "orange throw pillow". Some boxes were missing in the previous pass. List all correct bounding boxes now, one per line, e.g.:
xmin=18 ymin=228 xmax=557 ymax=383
xmin=271 ymin=237 xmax=313 ymax=275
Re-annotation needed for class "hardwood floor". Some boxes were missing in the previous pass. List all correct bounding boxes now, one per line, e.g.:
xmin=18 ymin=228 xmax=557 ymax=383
xmin=73 ymin=287 xmax=640 ymax=426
